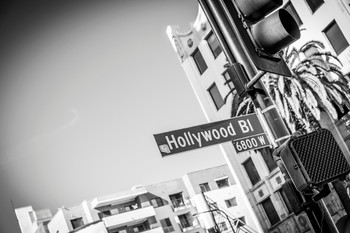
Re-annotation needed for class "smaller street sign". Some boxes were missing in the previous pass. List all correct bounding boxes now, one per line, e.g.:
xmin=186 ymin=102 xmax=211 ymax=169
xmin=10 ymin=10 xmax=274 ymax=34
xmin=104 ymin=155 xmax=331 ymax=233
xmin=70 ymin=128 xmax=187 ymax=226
xmin=232 ymin=133 xmax=271 ymax=153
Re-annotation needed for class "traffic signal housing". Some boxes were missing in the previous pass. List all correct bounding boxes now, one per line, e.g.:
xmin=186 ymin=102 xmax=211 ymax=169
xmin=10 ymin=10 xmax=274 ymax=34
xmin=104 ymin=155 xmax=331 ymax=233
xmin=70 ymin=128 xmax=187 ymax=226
xmin=224 ymin=0 xmax=300 ymax=76
xmin=281 ymin=179 xmax=304 ymax=215
xmin=225 ymin=63 xmax=250 ymax=97
xmin=278 ymin=129 xmax=350 ymax=192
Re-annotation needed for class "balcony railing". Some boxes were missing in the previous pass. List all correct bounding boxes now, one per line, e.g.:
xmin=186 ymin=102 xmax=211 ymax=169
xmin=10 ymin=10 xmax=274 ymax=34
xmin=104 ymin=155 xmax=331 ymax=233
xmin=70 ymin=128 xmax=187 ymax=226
xmin=171 ymin=197 xmax=192 ymax=211
xmin=180 ymin=219 xmax=191 ymax=228
xmin=102 ymin=206 xmax=156 ymax=228
xmin=178 ymin=218 xmax=200 ymax=232
xmin=162 ymin=226 xmax=175 ymax=233
xmin=126 ymin=226 xmax=164 ymax=233
xmin=144 ymin=227 xmax=164 ymax=233
xmin=171 ymin=198 xmax=185 ymax=208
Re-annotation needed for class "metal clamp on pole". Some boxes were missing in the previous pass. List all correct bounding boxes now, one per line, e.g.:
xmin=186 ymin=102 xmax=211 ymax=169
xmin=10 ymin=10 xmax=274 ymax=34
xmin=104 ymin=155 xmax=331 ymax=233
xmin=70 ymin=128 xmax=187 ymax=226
xmin=246 ymin=70 xmax=266 ymax=90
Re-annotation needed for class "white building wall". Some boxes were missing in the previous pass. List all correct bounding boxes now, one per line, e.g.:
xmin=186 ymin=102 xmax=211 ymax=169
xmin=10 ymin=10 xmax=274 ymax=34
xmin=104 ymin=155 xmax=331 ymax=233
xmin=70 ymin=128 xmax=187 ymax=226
xmin=145 ymin=178 xmax=202 ymax=233
xmin=183 ymin=164 xmax=264 ymax=232
xmin=289 ymin=0 xmax=350 ymax=73
xmin=70 ymin=221 xmax=108 ymax=233
xmin=15 ymin=206 xmax=52 ymax=233
xmin=207 ymin=187 xmax=253 ymax=220
xmin=15 ymin=206 xmax=36 ymax=233
xmin=48 ymin=209 xmax=70 ymax=233
xmin=82 ymin=200 xmax=99 ymax=223
xmin=103 ymin=206 xmax=156 ymax=228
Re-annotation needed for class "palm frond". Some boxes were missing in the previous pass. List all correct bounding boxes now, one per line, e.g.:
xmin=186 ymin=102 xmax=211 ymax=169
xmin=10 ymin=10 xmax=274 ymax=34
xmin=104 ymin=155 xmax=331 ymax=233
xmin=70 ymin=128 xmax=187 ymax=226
xmin=299 ymin=40 xmax=325 ymax=53
xmin=230 ymin=40 xmax=349 ymax=133
xmin=223 ymin=88 xmax=236 ymax=104
xmin=299 ymin=72 xmax=328 ymax=99
xmin=286 ymin=47 xmax=302 ymax=68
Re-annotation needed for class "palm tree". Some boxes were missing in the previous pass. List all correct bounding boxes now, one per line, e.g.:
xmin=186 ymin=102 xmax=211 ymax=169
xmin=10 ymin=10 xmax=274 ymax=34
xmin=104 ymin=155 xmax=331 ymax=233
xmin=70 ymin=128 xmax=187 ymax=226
xmin=228 ymin=40 xmax=350 ymax=134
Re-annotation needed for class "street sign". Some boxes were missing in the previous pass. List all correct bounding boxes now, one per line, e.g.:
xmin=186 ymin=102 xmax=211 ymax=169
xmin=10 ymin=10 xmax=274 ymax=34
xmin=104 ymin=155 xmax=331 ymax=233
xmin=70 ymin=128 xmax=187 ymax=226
xmin=232 ymin=133 xmax=270 ymax=153
xmin=154 ymin=113 xmax=270 ymax=156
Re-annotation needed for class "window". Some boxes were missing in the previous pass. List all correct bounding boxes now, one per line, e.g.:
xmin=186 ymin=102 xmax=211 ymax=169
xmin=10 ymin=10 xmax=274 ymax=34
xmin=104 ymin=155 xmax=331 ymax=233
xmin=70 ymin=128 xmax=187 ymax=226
xmin=206 ymin=32 xmax=222 ymax=58
xmin=260 ymin=148 xmax=278 ymax=172
xmin=169 ymin=192 xmax=184 ymax=208
xmin=216 ymin=177 xmax=230 ymax=188
xmin=70 ymin=218 xmax=84 ymax=229
xmin=323 ymin=20 xmax=349 ymax=55
xmin=223 ymin=70 xmax=235 ymax=90
xmin=210 ymin=202 xmax=218 ymax=211
xmin=284 ymin=2 xmax=303 ymax=26
xmin=304 ymin=0 xmax=324 ymax=13
xmin=279 ymin=189 xmax=293 ymax=214
xmin=125 ymin=203 xmax=138 ymax=211
xmin=192 ymin=49 xmax=208 ymax=74
xmin=218 ymin=222 xmax=228 ymax=231
xmin=178 ymin=213 xmax=192 ymax=228
xmin=133 ymin=225 xmax=144 ymax=233
xmin=261 ymin=198 xmax=280 ymax=226
xmin=208 ymin=83 xmax=224 ymax=110
xmin=225 ymin=197 xmax=237 ymax=208
xmin=151 ymin=197 xmax=163 ymax=208
xmin=234 ymin=216 xmax=246 ymax=228
xmin=242 ymin=158 xmax=261 ymax=186
xmin=98 ymin=210 xmax=111 ymax=219
xmin=29 ymin=211 xmax=35 ymax=223
xmin=199 ymin=183 xmax=211 ymax=193
xmin=160 ymin=218 xmax=174 ymax=233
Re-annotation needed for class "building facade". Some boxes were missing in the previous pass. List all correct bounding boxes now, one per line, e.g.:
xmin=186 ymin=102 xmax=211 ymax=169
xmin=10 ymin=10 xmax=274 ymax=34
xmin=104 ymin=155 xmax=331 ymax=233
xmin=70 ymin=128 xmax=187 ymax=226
xmin=15 ymin=206 xmax=53 ymax=233
xmin=166 ymin=0 xmax=350 ymax=232
xmin=16 ymin=165 xmax=260 ymax=233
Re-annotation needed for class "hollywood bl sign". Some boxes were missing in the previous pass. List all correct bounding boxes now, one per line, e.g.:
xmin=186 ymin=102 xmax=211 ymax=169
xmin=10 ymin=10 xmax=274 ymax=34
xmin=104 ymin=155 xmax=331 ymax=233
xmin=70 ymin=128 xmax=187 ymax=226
xmin=154 ymin=113 xmax=270 ymax=156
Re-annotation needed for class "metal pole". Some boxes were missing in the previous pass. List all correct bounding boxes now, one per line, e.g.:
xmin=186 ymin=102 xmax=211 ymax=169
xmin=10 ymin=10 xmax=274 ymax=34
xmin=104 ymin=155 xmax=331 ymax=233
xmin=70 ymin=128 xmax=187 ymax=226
xmin=197 ymin=0 xmax=239 ymax=65
xmin=332 ymin=179 xmax=350 ymax=215
xmin=197 ymin=0 xmax=339 ymax=232
xmin=205 ymin=0 xmax=291 ymax=146
xmin=318 ymin=200 xmax=340 ymax=233
xmin=246 ymin=71 xmax=266 ymax=90
xmin=225 ymin=213 xmax=236 ymax=233
xmin=202 ymin=192 xmax=220 ymax=232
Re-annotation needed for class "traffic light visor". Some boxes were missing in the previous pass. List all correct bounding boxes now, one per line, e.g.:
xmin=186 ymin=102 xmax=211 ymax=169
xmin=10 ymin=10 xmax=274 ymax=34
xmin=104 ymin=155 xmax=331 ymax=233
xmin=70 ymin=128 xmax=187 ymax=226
xmin=251 ymin=9 xmax=300 ymax=54
xmin=235 ymin=0 xmax=283 ymax=23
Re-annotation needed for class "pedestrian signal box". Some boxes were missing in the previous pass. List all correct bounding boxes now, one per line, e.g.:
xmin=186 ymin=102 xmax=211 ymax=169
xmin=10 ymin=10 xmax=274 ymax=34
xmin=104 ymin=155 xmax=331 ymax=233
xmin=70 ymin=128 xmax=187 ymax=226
xmin=279 ymin=129 xmax=350 ymax=192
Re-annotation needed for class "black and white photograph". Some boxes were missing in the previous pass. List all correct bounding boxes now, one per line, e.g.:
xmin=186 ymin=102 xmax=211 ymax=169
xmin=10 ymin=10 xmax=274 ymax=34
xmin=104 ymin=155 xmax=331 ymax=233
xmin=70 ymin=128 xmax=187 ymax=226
xmin=1 ymin=0 xmax=350 ymax=233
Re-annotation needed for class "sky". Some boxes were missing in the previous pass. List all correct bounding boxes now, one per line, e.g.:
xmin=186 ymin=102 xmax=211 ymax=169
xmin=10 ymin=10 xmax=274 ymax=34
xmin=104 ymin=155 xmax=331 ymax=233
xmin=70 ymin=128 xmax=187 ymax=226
xmin=0 ymin=1 xmax=227 ymax=232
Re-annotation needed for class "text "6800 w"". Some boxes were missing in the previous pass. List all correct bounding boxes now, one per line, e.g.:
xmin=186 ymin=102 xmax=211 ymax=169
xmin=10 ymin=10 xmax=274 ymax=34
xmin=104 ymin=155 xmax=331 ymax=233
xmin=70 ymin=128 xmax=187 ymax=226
xmin=233 ymin=133 xmax=270 ymax=153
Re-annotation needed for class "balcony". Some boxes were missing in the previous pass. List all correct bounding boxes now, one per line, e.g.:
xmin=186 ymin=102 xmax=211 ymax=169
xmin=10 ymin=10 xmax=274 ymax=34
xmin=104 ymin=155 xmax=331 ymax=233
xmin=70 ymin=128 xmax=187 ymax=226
xmin=178 ymin=217 xmax=200 ymax=232
xmin=171 ymin=198 xmax=193 ymax=212
xmin=162 ymin=226 xmax=175 ymax=233
xmin=103 ymin=206 xmax=156 ymax=228
xmin=144 ymin=227 xmax=164 ymax=233
xmin=91 ymin=187 xmax=148 ymax=208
